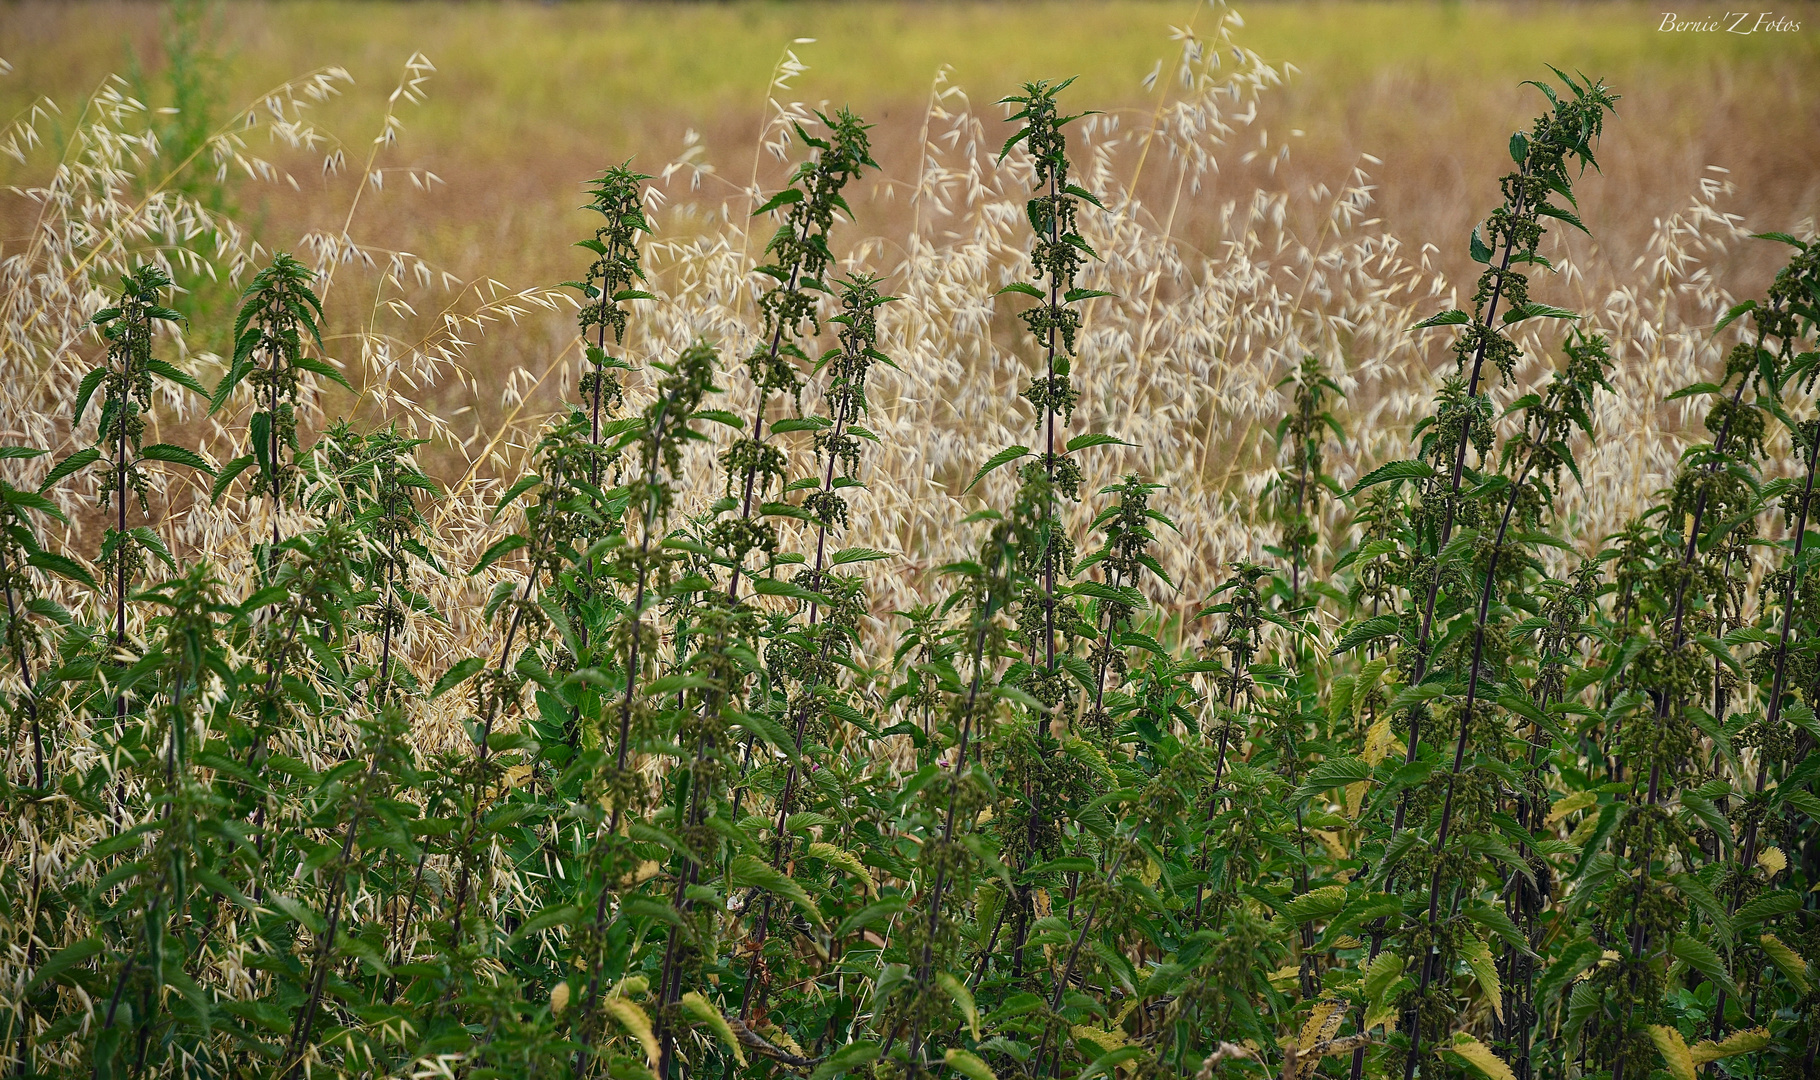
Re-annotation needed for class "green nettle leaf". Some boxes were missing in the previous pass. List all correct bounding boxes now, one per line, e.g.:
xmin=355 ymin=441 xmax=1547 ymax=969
xmin=1458 ymin=935 xmax=1503 ymax=1022
xmin=1345 ymin=459 xmax=1434 ymax=495
xmin=1734 ymin=891 xmax=1800 ymax=926
xmin=729 ymin=855 xmax=825 ymax=928
xmin=1076 ymin=1045 xmax=1146 ymax=1080
xmin=964 ymin=445 xmax=1030 ymax=493
xmin=294 ymin=355 xmax=354 ymax=392
xmin=470 ymin=534 xmax=529 ymax=575
xmin=139 ymin=443 xmax=215 ymax=474
xmin=1292 ymin=757 xmax=1372 ymax=798
xmin=753 ymin=187 xmax=806 ymax=216
xmin=1647 ymin=1026 xmax=1696 ymax=1080
xmin=129 ymin=527 xmax=176 ymax=570
xmin=680 ymin=992 xmax=746 ymax=1066
xmin=1758 ymin=933 xmax=1811 ymax=993
xmin=3 ymin=487 xmax=68 ymax=524
xmin=945 ymin=1049 xmax=997 ymax=1080
xmin=1671 ymin=933 xmax=1739 ymax=995
xmin=1501 ymin=302 xmax=1579 ymax=325
xmin=1535 ymin=202 xmax=1588 ymax=234
xmin=1411 ymin=308 xmax=1471 ymax=330
xmin=431 ymin=657 xmax=486 ymax=700
xmin=937 ymin=971 xmax=980 ymax=1040
xmin=28 ymin=551 xmax=98 ymax=590
xmin=209 ymin=455 xmax=255 ymax=503
xmin=1063 ymin=432 xmax=1134 ymax=453
xmin=24 ymin=938 xmax=102 ymax=995
xmin=39 ymin=448 xmax=100 ymax=493
xmin=72 ymin=367 xmax=107 ymax=427
xmin=1469 ymin=227 xmax=1494 ymax=264
xmin=810 ymin=1041 xmax=880 ymax=1080
xmin=829 ymin=546 xmax=893 ymax=565
xmin=145 ymin=358 xmax=208 ymax=397
xmin=1332 ymin=614 xmax=1401 ymax=655
xmin=1446 ymin=1034 xmax=1517 ymax=1080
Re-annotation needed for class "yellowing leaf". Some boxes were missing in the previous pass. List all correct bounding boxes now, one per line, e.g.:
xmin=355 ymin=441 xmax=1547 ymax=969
xmin=1445 ymin=1033 xmax=1516 ymax=1080
xmin=762 ymin=1023 xmax=806 ymax=1059
xmin=1647 ymin=1025 xmax=1696 ymax=1080
xmin=1353 ymin=658 xmax=1390 ymax=728
xmin=681 ymin=992 xmax=746 ymax=1066
xmin=1312 ymin=829 xmax=1349 ymax=860
xmin=1297 ymin=1000 xmax=1344 ymax=1053
xmin=1362 ymin=713 xmax=1397 ymax=766
xmin=1070 ymin=1024 xmax=1127 ymax=1055
xmin=1545 ymin=790 xmax=1597 ymax=827
xmin=1360 ymin=951 xmax=1406 ymax=1033
xmin=601 ymin=996 xmax=660 ymax=1068
xmin=1757 ymin=846 xmax=1788 ymax=877
xmin=1458 ymin=935 xmax=1503 ymax=1023
xmin=1268 ymin=964 xmax=1302 ymax=989
xmin=1567 ymin=812 xmax=1601 ymax=849
xmin=1759 ymin=933 xmax=1811 ymax=993
xmin=1690 ymin=1026 xmax=1770 ymax=1064
xmin=1361 ymin=999 xmax=1398 ymax=1034
xmin=944 ymin=1049 xmax=996 ymax=1080
xmin=1344 ymin=780 xmax=1369 ymax=820
xmin=549 ymin=981 xmax=570 ymax=1015
xmin=806 ymin=842 xmax=877 ymax=895
xmin=938 ymin=972 xmax=980 ymax=1041
xmin=617 ymin=860 xmax=661 ymax=889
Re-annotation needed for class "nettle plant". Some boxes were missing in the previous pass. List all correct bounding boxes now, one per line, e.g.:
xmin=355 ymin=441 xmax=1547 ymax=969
xmin=8 ymin=62 xmax=1820 ymax=1080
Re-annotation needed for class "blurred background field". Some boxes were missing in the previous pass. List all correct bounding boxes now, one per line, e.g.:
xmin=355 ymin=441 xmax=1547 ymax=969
xmin=3 ymin=0 xmax=1819 ymax=610
xmin=8 ymin=0 xmax=1816 ymax=330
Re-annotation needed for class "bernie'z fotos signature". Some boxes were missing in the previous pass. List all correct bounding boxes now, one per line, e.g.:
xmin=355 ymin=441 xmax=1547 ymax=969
xmin=1659 ymin=11 xmax=1802 ymax=32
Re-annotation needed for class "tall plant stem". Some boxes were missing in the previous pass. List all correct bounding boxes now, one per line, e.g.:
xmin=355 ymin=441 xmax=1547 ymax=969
xmin=1399 ymin=174 xmax=1529 ymax=814
xmin=726 ymin=213 xmax=814 ymax=603
xmin=1030 ymin=848 xmax=1127 ymax=1079
xmin=1709 ymin=423 xmax=1816 ymax=1038
xmin=1402 ymin=445 xmax=1540 ymax=1079
xmin=1350 ymin=172 xmax=1529 ymax=1080
xmin=1609 ymin=332 xmax=1760 ymax=1080
xmin=267 ymin=334 xmax=283 ymax=552
xmin=281 ymin=758 xmax=379 ymax=1078
xmin=576 ymin=390 xmax=680 ymax=1079
xmin=0 ymin=545 xmax=44 ymax=789
xmin=1041 ymin=166 xmax=1060 ymax=679
xmin=653 ymin=670 xmax=732 ymax=1080
xmin=736 ymin=390 xmax=856 ymax=1018
xmin=443 ymin=575 xmax=537 ymax=951
xmin=1191 ymin=663 xmax=1245 ymax=924
xmin=891 ymin=577 xmax=1001 ymax=1077
xmin=113 ymin=398 xmax=128 ymax=733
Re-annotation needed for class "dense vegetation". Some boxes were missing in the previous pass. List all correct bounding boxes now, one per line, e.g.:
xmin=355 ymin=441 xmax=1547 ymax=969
xmin=2 ymin=21 xmax=1819 ymax=1080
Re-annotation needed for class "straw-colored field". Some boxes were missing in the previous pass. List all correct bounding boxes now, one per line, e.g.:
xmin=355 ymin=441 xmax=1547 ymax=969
xmin=7 ymin=0 xmax=1815 ymax=299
